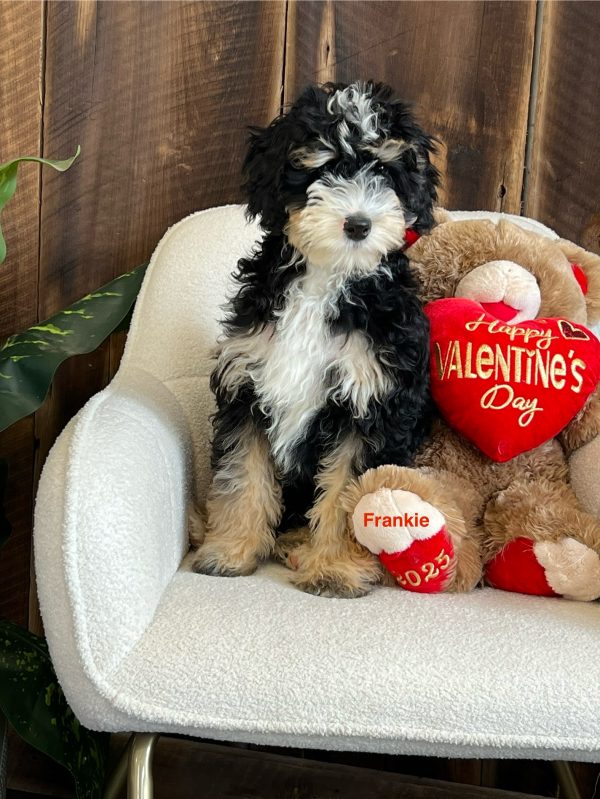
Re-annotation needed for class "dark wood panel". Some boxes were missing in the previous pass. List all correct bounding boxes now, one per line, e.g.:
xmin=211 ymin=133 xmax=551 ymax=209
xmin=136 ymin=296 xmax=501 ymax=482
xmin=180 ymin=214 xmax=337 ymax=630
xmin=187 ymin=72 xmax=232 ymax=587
xmin=6 ymin=726 xmax=71 ymax=797
xmin=525 ymin=1 xmax=600 ymax=247
xmin=0 ymin=0 xmax=43 ymax=338
xmin=100 ymin=737 xmax=551 ymax=799
xmin=148 ymin=740 xmax=549 ymax=799
xmin=0 ymin=418 xmax=36 ymax=625
xmin=39 ymin=0 xmax=286 ymax=316
xmin=285 ymin=1 xmax=536 ymax=213
xmin=29 ymin=0 xmax=287 ymax=629
xmin=0 ymin=1 xmax=43 ymax=626
xmin=7 ymin=731 xmax=559 ymax=799
xmin=571 ymin=761 xmax=600 ymax=799
xmin=36 ymin=0 xmax=287 ymax=419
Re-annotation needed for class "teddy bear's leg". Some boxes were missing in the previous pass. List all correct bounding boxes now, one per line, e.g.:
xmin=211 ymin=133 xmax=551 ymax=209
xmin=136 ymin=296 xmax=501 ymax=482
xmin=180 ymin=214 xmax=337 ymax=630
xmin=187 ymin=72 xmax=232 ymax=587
xmin=484 ymin=481 xmax=600 ymax=601
xmin=341 ymin=465 xmax=483 ymax=593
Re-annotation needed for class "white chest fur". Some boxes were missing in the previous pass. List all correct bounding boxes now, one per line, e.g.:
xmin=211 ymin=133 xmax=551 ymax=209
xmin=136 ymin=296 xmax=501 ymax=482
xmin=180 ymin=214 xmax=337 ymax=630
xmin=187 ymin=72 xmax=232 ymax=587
xmin=217 ymin=268 xmax=391 ymax=472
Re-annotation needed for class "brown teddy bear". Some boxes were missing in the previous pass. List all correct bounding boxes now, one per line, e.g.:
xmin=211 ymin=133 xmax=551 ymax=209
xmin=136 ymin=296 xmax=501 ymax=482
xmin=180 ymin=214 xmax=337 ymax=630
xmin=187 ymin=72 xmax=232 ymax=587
xmin=344 ymin=214 xmax=600 ymax=601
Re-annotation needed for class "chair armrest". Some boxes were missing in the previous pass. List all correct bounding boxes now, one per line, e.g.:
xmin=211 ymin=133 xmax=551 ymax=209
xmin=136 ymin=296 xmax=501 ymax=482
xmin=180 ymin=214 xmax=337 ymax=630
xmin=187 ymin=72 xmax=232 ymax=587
xmin=34 ymin=367 xmax=192 ymax=702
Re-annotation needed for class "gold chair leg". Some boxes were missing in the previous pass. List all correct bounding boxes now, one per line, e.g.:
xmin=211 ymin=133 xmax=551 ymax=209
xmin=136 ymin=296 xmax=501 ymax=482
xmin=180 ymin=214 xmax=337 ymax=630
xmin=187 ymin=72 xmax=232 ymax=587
xmin=128 ymin=734 xmax=159 ymax=799
xmin=553 ymin=761 xmax=582 ymax=799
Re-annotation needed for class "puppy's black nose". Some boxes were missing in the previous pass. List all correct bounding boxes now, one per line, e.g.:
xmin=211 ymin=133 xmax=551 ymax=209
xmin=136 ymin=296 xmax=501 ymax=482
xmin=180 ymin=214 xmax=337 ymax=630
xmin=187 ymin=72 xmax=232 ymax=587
xmin=344 ymin=215 xmax=371 ymax=241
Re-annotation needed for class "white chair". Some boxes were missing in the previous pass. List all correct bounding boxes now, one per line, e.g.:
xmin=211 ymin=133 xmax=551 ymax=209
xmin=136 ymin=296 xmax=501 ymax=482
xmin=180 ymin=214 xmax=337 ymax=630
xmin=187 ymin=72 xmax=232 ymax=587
xmin=34 ymin=205 xmax=599 ymax=798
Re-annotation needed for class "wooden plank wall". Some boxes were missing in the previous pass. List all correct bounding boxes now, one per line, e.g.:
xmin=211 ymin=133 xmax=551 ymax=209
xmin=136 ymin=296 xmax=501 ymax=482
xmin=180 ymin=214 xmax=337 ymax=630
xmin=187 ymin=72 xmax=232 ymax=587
xmin=525 ymin=1 xmax=600 ymax=248
xmin=0 ymin=2 xmax=44 ymax=627
xmin=285 ymin=1 xmax=536 ymax=213
xmin=1 ymin=0 xmax=287 ymax=631
xmin=1 ymin=0 xmax=599 ymax=793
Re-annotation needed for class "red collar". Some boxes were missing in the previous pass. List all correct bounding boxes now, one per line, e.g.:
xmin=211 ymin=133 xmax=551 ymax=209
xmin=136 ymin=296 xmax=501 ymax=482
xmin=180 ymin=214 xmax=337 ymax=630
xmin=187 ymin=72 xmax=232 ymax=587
xmin=403 ymin=228 xmax=420 ymax=250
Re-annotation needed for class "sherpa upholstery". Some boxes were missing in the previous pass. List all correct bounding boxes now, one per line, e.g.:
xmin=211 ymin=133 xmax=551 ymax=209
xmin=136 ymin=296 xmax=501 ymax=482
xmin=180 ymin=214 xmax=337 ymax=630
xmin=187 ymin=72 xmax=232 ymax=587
xmin=34 ymin=205 xmax=600 ymax=761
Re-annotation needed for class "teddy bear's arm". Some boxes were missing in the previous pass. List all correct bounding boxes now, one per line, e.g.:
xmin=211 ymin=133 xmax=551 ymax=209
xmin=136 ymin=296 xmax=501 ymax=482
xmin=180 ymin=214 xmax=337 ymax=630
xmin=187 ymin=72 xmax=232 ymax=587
xmin=560 ymin=385 xmax=600 ymax=455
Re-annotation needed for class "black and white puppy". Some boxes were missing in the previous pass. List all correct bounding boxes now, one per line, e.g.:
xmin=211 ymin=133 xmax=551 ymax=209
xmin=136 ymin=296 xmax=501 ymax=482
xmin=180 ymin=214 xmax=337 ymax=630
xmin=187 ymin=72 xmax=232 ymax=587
xmin=192 ymin=81 xmax=438 ymax=597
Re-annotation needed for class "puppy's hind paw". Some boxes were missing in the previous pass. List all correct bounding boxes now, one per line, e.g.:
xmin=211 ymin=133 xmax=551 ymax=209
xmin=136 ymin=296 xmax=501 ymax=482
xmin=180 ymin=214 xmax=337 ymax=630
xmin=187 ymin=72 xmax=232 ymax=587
xmin=188 ymin=503 xmax=207 ymax=549
xmin=273 ymin=527 xmax=311 ymax=570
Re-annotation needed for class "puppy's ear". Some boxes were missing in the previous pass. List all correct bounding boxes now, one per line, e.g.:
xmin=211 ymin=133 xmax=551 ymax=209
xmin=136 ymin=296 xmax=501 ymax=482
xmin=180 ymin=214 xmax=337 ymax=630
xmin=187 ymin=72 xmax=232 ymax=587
xmin=242 ymin=115 xmax=300 ymax=233
xmin=385 ymin=100 xmax=440 ymax=234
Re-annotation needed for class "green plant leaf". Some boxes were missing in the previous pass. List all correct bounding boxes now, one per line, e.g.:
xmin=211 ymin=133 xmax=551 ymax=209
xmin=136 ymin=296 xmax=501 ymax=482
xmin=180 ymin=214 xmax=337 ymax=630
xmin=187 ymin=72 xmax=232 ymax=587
xmin=0 ymin=148 xmax=81 ymax=264
xmin=0 ymin=264 xmax=146 ymax=433
xmin=0 ymin=620 xmax=109 ymax=798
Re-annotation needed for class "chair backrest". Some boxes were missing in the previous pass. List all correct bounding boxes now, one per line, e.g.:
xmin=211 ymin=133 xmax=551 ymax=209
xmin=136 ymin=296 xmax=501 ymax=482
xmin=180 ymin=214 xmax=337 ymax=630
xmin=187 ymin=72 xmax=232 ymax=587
xmin=118 ymin=204 xmax=261 ymax=498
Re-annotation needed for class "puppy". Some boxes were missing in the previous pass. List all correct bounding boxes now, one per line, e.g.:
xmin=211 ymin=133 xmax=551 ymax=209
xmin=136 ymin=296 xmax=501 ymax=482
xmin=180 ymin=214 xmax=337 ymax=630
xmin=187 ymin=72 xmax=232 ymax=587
xmin=192 ymin=81 xmax=438 ymax=597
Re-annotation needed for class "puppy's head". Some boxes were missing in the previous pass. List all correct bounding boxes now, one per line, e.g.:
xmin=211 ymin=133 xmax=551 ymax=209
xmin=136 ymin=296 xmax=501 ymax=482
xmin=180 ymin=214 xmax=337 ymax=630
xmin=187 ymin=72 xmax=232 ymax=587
xmin=243 ymin=81 xmax=439 ymax=274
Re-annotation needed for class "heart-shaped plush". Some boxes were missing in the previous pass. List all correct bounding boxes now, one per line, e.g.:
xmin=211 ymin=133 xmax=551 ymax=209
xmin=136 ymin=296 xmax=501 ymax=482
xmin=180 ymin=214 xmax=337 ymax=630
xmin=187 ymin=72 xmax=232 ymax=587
xmin=425 ymin=298 xmax=600 ymax=462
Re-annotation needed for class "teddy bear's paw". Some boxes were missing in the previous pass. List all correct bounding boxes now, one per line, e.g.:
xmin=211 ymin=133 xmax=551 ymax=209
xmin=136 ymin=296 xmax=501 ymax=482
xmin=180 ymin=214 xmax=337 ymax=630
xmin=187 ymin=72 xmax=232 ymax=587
xmin=485 ymin=536 xmax=600 ymax=601
xmin=352 ymin=488 xmax=455 ymax=592
xmin=535 ymin=537 xmax=600 ymax=602
xmin=485 ymin=537 xmax=558 ymax=597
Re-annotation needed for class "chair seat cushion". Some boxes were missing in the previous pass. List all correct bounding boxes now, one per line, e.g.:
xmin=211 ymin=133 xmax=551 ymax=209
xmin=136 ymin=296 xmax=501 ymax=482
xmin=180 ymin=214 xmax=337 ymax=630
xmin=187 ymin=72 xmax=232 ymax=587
xmin=107 ymin=557 xmax=600 ymax=760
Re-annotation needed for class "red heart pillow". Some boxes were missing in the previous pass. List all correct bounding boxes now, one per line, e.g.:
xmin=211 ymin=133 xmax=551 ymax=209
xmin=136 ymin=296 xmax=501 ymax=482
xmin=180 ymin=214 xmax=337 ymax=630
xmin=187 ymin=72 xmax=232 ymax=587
xmin=425 ymin=299 xmax=600 ymax=462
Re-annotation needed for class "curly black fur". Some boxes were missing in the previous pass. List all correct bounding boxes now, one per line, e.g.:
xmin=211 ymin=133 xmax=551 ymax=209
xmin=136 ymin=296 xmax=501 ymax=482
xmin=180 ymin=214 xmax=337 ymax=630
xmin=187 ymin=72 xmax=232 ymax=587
xmin=244 ymin=81 xmax=439 ymax=235
xmin=211 ymin=80 xmax=437 ymax=531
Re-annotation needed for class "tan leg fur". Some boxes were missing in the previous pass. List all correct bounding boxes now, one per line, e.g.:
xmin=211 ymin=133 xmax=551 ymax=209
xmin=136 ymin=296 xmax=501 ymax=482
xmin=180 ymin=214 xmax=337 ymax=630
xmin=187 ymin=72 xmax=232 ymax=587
xmin=192 ymin=424 xmax=282 ymax=576
xmin=289 ymin=437 xmax=382 ymax=598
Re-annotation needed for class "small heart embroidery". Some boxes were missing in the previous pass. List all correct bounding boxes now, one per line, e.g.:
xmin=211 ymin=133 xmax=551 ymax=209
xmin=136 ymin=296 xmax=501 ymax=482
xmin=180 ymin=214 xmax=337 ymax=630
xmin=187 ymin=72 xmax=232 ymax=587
xmin=558 ymin=319 xmax=589 ymax=340
xmin=425 ymin=299 xmax=600 ymax=462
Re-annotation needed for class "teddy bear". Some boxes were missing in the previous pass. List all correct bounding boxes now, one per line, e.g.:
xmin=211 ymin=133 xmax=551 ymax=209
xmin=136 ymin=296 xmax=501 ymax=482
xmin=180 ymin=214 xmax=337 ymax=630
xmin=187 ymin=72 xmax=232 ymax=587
xmin=344 ymin=213 xmax=600 ymax=601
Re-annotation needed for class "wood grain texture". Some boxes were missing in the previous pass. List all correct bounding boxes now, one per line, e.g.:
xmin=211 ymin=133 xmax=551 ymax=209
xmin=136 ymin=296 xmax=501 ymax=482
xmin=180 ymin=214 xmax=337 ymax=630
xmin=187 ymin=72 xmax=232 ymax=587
xmin=0 ymin=1 xmax=43 ymax=339
xmin=35 ymin=0 xmax=286 ymax=429
xmin=7 ymin=732 xmax=556 ymax=799
xmin=102 ymin=737 xmax=552 ymax=799
xmin=525 ymin=1 xmax=600 ymax=246
xmin=0 ymin=417 xmax=36 ymax=626
xmin=0 ymin=1 xmax=43 ymax=625
xmin=39 ymin=0 xmax=285 ymax=316
xmin=29 ymin=0 xmax=286 ymax=629
xmin=285 ymin=1 xmax=536 ymax=213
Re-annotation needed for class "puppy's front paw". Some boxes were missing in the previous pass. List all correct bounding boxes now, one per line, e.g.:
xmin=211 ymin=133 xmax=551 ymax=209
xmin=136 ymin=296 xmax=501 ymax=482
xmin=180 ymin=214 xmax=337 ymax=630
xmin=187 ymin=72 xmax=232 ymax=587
xmin=293 ymin=573 xmax=371 ymax=598
xmin=289 ymin=545 xmax=380 ymax=598
xmin=191 ymin=540 xmax=259 ymax=577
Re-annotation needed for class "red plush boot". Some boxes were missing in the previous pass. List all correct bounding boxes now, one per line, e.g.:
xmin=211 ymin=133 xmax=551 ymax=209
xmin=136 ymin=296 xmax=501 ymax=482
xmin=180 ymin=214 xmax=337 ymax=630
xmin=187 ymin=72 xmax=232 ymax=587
xmin=485 ymin=536 xmax=600 ymax=601
xmin=352 ymin=488 xmax=455 ymax=593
